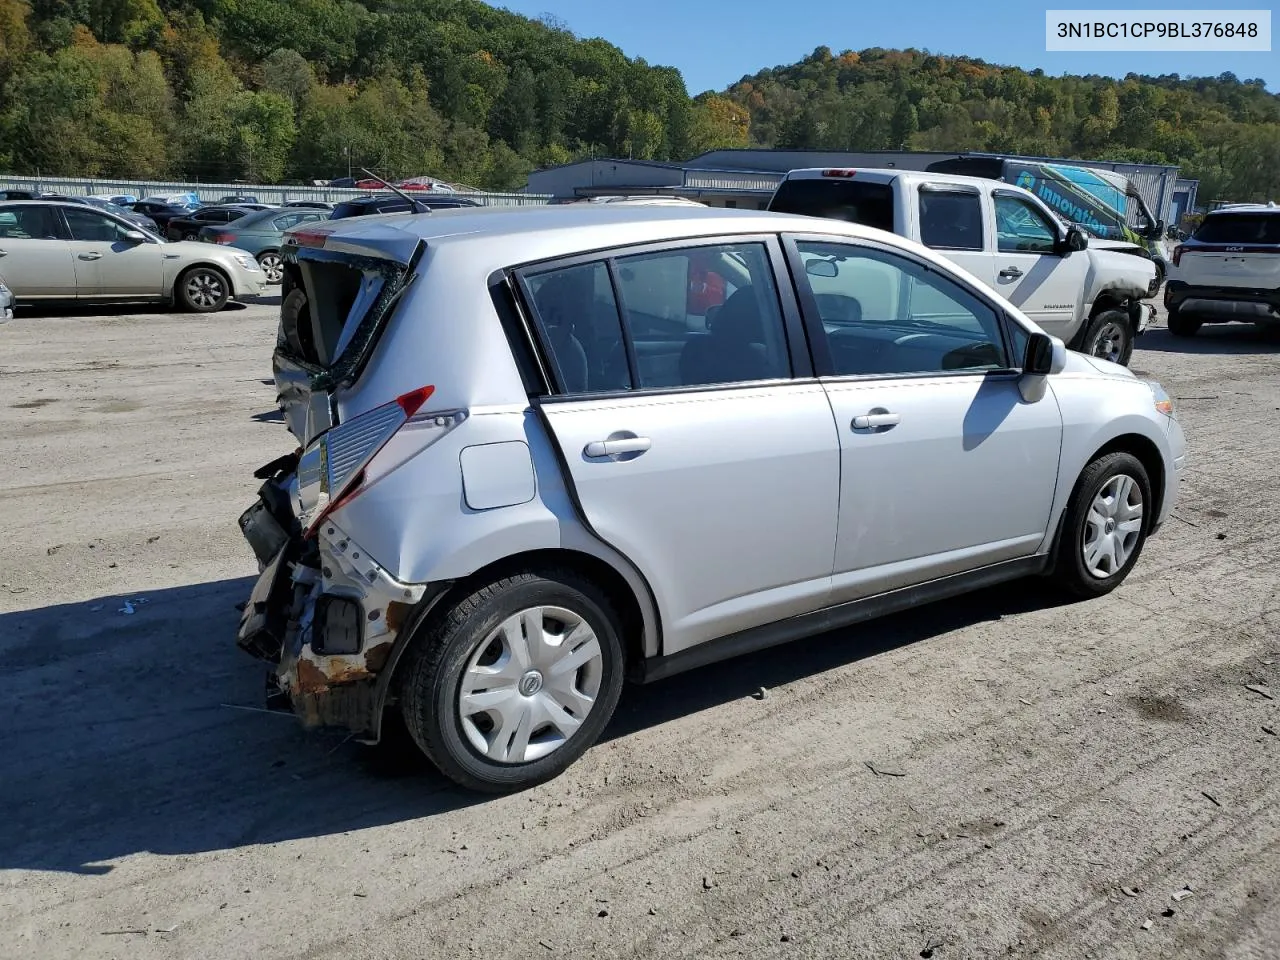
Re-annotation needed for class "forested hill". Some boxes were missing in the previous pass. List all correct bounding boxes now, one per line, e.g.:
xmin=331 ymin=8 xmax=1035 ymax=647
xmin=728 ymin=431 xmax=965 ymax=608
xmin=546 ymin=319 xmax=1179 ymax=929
xmin=727 ymin=47 xmax=1280 ymax=202
xmin=1 ymin=3 xmax=1278 ymax=201
xmin=0 ymin=0 xmax=745 ymax=187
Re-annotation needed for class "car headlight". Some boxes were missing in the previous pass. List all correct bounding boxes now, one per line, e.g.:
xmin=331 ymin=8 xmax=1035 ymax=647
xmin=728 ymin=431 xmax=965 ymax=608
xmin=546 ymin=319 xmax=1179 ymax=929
xmin=234 ymin=254 xmax=260 ymax=272
xmin=1146 ymin=380 xmax=1175 ymax=418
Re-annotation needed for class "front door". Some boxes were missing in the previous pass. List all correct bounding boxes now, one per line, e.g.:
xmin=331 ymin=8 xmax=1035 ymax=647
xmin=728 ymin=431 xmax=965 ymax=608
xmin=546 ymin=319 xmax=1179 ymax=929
xmin=0 ymin=205 xmax=75 ymax=297
xmin=61 ymin=207 xmax=163 ymax=297
xmin=787 ymin=235 xmax=1062 ymax=603
xmin=523 ymin=241 xmax=841 ymax=656
xmin=991 ymin=192 xmax=1089 ymax=338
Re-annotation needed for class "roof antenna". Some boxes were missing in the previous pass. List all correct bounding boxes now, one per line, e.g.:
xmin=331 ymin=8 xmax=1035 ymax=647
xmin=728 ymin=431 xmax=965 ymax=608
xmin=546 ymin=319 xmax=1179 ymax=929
xmin=360 ymin=167 xmax=429 ymax=214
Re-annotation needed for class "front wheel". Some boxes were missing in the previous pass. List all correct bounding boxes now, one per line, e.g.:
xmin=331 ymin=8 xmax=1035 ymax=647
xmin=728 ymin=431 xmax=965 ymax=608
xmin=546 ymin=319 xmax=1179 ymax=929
xmin=400 ymin=569 xmax=626 ymax=793
xmin=176 ymin=266 xmax=230 ymax=312
xmin=1082 ymin=308 xmax=1134 ymax=365
xmin=1051 ymin=452 xmax=1152 ymax=599
xmin=256 ymin=251 xmax=284 ymax=284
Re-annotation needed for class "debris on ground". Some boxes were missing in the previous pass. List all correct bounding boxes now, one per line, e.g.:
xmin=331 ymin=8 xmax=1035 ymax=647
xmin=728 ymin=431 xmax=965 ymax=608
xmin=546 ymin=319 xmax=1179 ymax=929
xmin=1263 ymin=726 xmax=1276 ymax=736
xmin=702 ymin=876 xmax=714 ymax=890
xmin=1244 ymin=684 xmax=1274 ymax=701
xmin=1172 ymin=886 xmax=1194 ymax=902
xmin=1162 ymin=907 xmax=1176 ymax=918
xmin=752 ymin=686 xmax=768 ymax=700
xmin=1202 ymin=791 xmax=1222 ymax=807
xmin=1141 ymin=920 xmax=1154 ymax=931
xmin=1122 ymin=886 xmax=1140 ymax=897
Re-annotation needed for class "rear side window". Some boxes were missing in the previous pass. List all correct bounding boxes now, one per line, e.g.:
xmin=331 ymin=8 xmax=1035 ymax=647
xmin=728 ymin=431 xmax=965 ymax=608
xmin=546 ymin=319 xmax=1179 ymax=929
xmin=1194 ymin=214 xmax=1280 ymax=244
xmin=768 ymin=178 xmax=894 ymax=232
xmin=522 ymin=242 xmax=792 ymax=394
xmin=0 ymin=206 xmax=62 ymax=239
xmin=919 ymin=190 xmax=984 ymax=251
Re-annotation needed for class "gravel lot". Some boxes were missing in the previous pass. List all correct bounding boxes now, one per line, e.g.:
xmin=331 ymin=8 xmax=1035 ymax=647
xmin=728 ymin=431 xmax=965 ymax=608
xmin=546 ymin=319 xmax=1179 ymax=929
xmin=1 ymin=300 xmax=1277 ymax=960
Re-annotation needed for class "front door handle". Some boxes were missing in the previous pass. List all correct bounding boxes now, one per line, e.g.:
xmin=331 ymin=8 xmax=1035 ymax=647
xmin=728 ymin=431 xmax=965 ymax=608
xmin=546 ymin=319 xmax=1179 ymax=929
xmin=851 ymin=412 xmax=900 ymax=431
xmin=998 ymin=266 xmax=1023 ymax=279
xmin=77 ymin=252 xmax=103 ymax=261
xmin=0 ymin=249 xmax=7 ymax=257
xmin=584 ymin=436 xmax=651 ymax=458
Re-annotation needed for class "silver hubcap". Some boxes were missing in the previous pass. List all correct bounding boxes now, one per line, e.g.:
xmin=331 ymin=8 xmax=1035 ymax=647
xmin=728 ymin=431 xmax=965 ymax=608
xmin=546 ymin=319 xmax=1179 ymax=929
xmin=185 ymin=272 xmax=224 ymax=308
xmin=1083 ymin=473 xmax=1143 ymax=578
xmin=458 ymin=605 xmax=603 ymax=764
xmin=259 ymin=254 xmax=283 ymax=283
xmin=1090 ymin=322 xmax=1126 ymax=362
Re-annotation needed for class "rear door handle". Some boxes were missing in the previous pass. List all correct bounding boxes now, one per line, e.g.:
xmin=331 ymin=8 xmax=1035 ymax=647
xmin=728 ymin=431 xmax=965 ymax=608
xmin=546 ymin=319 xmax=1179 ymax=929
xmin=77 ymin=252 xmax=103 ymax=261
xmin=998 ymin=266 xmax=1023 ymax=279
xmin=852 ymin=412 xmax=900 ymax=430
xmin=584 ymin=436 xmax=651 ymax=458
xmin=0 ymin=249 xmax=7 ymax=257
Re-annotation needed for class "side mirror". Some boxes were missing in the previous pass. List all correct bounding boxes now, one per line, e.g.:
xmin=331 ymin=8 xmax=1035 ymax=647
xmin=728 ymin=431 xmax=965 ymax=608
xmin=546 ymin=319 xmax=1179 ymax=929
xmin=1062 ymin=226 xmax=1088 ymax=253
xmin=122 ymin=229 xmax=148 ymax=242
xmin=1019 ymin=331 xmax=1066 ymax=401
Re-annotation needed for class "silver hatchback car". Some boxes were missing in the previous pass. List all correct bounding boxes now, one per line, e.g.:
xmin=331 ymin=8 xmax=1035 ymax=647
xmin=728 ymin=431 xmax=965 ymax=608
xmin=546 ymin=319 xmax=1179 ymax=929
xmin=237 ymin=206 xmax=1187 ymax=792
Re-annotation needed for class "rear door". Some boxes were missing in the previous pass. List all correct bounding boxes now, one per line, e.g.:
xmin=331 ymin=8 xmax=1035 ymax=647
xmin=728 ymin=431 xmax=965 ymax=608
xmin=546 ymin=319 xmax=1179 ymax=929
xmin=522 ymin=237 xmax=841 ymax=656
xmin=61 ymin=207 xmax=164 ymax=296
xmin=0 ymin=205 xmax=76 ymax=297
xmin=990 ymin=191 xmax=1088 ymax=338
xmin=913 ymin=182 xmax=996 ymax=289
xmin=1178 ymin=213 xmax=1280 ymax=288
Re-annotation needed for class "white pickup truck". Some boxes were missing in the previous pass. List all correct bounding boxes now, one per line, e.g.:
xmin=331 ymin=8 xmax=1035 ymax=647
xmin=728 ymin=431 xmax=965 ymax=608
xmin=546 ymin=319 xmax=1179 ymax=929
xmin=767 ymin=168 xmax=1157 ymax=365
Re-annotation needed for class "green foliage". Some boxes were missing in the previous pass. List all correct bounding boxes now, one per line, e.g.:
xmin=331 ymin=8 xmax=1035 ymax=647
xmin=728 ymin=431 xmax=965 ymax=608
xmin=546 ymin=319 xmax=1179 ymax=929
xmin=2 ymin=4 xmax=1279 ymax=201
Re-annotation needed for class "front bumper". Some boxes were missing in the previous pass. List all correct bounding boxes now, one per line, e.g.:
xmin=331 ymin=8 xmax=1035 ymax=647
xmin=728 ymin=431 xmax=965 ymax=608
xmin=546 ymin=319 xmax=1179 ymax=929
xmin=235 ymin=458 xmax=430 ymax=738
xmin=1165 ymin=281 xmax=1280 ymax=323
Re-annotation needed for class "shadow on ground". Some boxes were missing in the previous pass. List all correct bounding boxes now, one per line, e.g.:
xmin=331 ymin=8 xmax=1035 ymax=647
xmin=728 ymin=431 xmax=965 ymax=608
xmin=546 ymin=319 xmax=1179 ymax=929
xmin=0 ymin=574 xmax=1069 ymax=874
xmin=1137 ymin=324 xmax=1280 ymax=356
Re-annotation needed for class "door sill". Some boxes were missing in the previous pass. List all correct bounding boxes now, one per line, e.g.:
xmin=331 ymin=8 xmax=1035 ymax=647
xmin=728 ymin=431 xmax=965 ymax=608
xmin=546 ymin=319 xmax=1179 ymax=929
xmin=632 ymin=555 xmax=1048 ymax=683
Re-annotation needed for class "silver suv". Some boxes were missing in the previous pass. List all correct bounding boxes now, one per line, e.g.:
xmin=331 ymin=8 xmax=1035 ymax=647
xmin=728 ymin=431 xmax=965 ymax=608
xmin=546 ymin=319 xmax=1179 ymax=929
xmin=237 ymin=206 xmax=1187 ymax=792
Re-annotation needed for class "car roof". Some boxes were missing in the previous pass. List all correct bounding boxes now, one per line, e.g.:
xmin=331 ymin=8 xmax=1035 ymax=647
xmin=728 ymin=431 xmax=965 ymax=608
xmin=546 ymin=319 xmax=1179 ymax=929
xmin=781 ymin=167 xmax=1010 ymax=191
xmin=1205 ymin=203 xmax=1279 ymax=215
xmin=303 ymin=203 xmax=928 ymax=269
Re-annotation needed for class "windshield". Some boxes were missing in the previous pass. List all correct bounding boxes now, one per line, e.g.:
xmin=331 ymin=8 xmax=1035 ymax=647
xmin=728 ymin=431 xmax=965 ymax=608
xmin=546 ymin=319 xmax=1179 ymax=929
xmin=767 ymin=179 xmax=895 ymax=232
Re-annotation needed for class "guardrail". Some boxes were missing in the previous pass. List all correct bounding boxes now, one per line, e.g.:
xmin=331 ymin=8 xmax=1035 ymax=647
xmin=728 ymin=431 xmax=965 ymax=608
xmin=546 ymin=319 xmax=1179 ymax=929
xmin=0 ymin=175 xmax=551 ymax=207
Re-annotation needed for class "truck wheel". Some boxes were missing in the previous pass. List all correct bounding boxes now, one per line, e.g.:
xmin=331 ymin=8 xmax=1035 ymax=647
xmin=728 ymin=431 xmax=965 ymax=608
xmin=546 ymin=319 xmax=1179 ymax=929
xmin=1167 ymin=308 xmax=1201 ymax=338
xmin=1082 ymin=308 xmax=1134 ymax=365
xmin=399 ymin=568 xmax=626 ymax=793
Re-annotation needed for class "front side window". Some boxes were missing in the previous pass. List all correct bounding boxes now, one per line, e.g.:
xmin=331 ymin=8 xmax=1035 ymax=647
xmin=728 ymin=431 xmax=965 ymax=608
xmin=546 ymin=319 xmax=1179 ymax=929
xmin=64 ymin=208 xmax=136 ymax=242
xmin=994 ymin=196 xmax=1058 ymax=254
xmin=919 ymin=190 xmax=984 ymax=251
xmin=794 ymin=239 xmax=1009 ymax=376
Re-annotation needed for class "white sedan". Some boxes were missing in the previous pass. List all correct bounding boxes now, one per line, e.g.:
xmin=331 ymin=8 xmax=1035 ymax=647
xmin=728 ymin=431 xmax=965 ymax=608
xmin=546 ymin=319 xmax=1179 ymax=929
xmin=0 ymin=200 xmax=267 ymax=312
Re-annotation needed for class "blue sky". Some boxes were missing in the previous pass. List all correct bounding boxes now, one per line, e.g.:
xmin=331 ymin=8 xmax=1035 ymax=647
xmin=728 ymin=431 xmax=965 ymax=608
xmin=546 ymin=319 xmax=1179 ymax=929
xmin=498 ymin=0 xmax=1278 ymax=93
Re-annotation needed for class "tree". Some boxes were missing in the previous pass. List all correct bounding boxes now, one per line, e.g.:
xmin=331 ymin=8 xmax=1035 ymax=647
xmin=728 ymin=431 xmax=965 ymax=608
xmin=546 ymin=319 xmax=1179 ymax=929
xmin=262 ymin=47 xmax=314 ymax=109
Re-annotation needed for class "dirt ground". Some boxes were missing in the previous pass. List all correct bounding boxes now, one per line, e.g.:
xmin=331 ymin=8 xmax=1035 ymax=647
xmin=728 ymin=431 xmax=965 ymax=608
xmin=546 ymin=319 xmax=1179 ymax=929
xmin=0 ymin=299 xmax=1277 ymax=960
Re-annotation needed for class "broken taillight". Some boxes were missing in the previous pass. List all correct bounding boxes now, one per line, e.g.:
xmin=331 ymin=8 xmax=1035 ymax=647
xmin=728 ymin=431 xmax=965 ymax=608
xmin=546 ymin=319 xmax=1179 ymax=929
xmin=294 ymin=386 xmax=468 ymax=537
xmin=822 ymin=169 xmax=857 ymax=178
xmin=213 ymin=233 xmax=238 ymax=244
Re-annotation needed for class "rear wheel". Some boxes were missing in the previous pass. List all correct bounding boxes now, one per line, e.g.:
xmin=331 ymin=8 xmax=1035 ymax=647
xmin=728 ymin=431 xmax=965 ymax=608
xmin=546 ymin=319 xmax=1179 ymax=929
xmin=1051 ymin=452 xmax=1152 ymax=599
xmin=176 ymin=266 xmax=230 ymax=312
xmin=183 ymin=231 xmax=198 ymax=241
xmin=400 ymin=569 xmax=625 ymax=793
xmin=1167 ymin=308 xmax=1201 ymax=338
xmin=1082 ymin=308 xmax=1134 ymax=365
xmin=256 ymin=251 xmax=284 ymax=284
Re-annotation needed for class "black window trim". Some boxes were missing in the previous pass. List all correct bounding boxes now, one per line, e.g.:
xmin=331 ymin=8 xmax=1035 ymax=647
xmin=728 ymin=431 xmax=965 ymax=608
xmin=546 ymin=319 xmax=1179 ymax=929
xmin=780 ymin=230 xmax=1022 ymax=383
xmin=507 ymin=232 xmax=814 ymax=402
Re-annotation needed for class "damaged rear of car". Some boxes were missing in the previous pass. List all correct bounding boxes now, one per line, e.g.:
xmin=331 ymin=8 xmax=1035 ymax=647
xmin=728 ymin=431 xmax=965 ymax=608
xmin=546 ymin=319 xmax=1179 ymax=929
xmin=237 ymin=217 xmax=443 ymax=735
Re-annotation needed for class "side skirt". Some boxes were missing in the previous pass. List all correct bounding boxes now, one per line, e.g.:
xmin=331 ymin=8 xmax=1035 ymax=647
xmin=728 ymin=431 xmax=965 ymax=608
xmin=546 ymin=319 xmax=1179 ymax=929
xmin=632 ymin=555 xmax=1049 ymax=684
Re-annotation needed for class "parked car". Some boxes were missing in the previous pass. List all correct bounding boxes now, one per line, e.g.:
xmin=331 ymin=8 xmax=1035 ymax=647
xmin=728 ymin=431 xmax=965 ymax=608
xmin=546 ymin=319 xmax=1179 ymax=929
xmin=2 ymin=189 xmax=45 ymax=201
xmin=0 ymin=277 xmax=13 ymax=321
xmin=220 ymin=194 xmax=260 ymax=204
xmin=767 ymin=168 xmax=1157 ymax=365
xmin=0 ymin=200 xmax=266 ymax=311
xmin=141 ymin=192 xmax=201 ymax=208
xmin=197 ymin=207 xmax=328 ymax=283
xmin=37 ymin=195 xmax=160 ymax=234
xmin=236 ymin=204 xmax=1186 ymax=792
xmin=328 ymin=193 xmax=480 ymax=219
xmin=282 ymin=199 xmax=334 ymax=210
xmin=165 ymin=204 xmax=258 ymax=241
xmin=89 ymin=193 xmax=139 ymax=205
xmin=1164 ymin=203 xmax=1280 ymax=336
xmin=131 ymin=200 xmax=200 ymax=230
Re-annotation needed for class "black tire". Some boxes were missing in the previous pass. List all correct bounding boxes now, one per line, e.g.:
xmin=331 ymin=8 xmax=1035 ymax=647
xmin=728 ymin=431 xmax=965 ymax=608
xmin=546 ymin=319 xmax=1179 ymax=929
xmin=175 ymin=266 xmax=230 ymax=312
xmin=1081 ymin=308 xmax=1134 ymax=365
xmin=400 ymin=568 xmax=626 ymax=793
xmin=1167 ymin=308 xmax=1201 ymax=338
xmin=256 ymin=250 xmax=284 ymax=284
xmin=183 ymin=231 xmax=198 ymax=241
xmin=1051 ymin=452 xmax=1152 ymax=599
